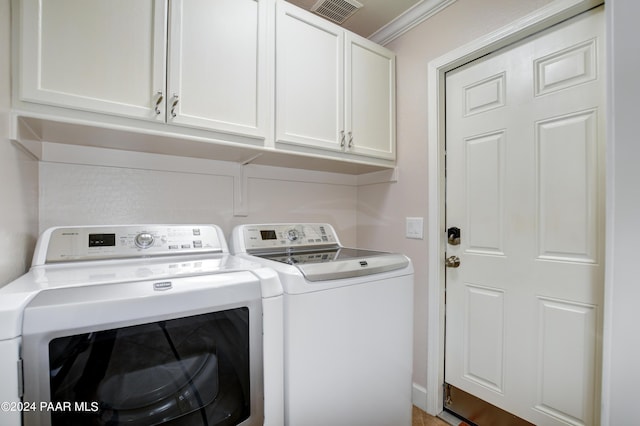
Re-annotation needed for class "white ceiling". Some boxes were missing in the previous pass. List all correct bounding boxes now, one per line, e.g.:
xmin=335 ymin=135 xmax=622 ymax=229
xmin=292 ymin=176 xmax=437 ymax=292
xmin=286 ymin=0 xmax=423 ymax=38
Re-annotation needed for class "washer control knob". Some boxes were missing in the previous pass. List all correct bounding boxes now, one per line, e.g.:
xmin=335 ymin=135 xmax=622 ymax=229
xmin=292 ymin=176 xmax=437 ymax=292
xmin=135 ymin=232 xmax=155 ymax=249
xmin=286 ymin=229 xmax=299 ymax=242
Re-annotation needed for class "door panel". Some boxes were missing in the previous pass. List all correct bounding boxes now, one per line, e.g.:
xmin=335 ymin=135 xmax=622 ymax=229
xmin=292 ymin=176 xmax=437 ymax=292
xmin=464 ymin=284 xmax=505 ymax=393
xmin=536 ymin=298 xmax=597 ymax=423
xmin=465 ymin=131 xmax=505 ymax=255
xmin=536 ymin=110 xmax=599 ymax=263
xmin=444 ymin=7 xmax=604 ymax=426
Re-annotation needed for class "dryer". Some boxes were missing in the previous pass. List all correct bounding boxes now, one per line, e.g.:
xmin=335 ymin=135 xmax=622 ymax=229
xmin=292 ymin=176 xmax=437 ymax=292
xmin=231 ymin=223 xmax=414 ymax=426
xmin=0 ymin=224 xmax=283 ymax=426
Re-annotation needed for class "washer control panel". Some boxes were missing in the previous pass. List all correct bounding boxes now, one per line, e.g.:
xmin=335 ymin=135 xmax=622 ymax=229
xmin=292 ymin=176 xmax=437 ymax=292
xmin=241 ymin=223 xmax=339 ymax=252
xmin=43 ymin=225 xmax=225 ymax=263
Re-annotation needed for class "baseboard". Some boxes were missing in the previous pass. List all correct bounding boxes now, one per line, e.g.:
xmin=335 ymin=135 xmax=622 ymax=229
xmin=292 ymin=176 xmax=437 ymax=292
xmin=412 ymin=382 xmax=429 ymax=412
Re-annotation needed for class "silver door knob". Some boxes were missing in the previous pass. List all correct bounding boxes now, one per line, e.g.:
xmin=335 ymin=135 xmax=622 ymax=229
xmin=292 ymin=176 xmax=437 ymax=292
xmin=445 ymin=255 xmax=461 ymax=268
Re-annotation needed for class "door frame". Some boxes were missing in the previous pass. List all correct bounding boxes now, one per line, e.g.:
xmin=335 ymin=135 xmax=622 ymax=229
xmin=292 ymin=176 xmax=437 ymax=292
xmin=424 ymin=0 xmax=604 ymax=416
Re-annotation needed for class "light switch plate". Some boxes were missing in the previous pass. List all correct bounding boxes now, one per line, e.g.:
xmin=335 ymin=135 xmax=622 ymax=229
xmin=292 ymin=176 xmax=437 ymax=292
xmin=406 ymin=217 xmax=424 ymax=239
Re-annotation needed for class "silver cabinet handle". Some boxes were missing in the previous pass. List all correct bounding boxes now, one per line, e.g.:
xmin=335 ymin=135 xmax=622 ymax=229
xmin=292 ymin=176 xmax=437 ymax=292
xmin=348 ymin=131 xmax=353 ymax=148
xmin=154 ymin=91 xmax=163 ymax=115
xmin=340 ymin=130 xmax=345 ymax=147
xmin=170 ymin=94 xmax=179 ymax=118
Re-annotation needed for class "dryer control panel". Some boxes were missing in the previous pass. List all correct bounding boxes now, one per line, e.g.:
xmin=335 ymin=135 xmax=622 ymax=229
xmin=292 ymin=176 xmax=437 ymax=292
xmin=38 ymin=225 xmax=225 ymax=264
xmin=240 ymin=223 xmax=339 ymax=253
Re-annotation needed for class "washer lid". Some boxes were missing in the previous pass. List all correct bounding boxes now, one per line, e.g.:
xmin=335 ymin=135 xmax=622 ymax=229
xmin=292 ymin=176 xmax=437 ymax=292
xmin=260 ymin=248 xmax=409 ymax=281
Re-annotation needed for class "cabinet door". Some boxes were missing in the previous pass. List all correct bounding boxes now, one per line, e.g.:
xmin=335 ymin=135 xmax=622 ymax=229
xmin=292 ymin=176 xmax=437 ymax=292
xmin=18 ymin=0 xmax=167 ymax=120
xmin=345 ymin=34 xmax=396 ymax=160
xmin=167 ymin=0 xmax=268 ymax=138
xmin=275 ymin=1 xmax=344 ymax=151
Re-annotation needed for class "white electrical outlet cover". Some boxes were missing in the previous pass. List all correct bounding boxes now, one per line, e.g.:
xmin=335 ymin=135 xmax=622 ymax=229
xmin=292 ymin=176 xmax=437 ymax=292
xmin=406 ymin=217 xmax=424 ymax=239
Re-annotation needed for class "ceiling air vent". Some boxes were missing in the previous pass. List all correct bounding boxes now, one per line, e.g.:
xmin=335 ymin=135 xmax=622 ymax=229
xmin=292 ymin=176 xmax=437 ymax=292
xmin=311 ymin=0 xmax=363 ymax=25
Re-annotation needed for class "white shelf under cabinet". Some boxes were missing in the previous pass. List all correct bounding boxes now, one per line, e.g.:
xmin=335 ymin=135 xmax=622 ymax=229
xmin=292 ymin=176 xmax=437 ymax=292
xmin=10 ymin=113 xmax=394 ymax=175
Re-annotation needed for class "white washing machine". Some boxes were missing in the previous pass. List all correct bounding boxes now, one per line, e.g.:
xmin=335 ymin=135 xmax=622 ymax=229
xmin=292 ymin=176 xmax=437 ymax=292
xmin=230 ymin=223 xmax=414 ymax=426
xmin=0 ymin=224 xmax=283 ymax=426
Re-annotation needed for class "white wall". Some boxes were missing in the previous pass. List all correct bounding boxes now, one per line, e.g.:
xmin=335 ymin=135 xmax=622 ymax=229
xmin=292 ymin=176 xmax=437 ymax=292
xmin=0 ymin=0 xmax=39 ymax=286
xmin=38 ymin=152 xmax=358 ymax=245
xmin=602 ymin=0 xmax=640 ymax=423
xmin=356 ymin=0 xmax=555 ymax=406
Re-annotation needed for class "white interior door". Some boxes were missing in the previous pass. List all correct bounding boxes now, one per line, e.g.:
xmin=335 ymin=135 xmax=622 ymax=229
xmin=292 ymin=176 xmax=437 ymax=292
xmin=444 ymin=7 xmax=604 ymax=426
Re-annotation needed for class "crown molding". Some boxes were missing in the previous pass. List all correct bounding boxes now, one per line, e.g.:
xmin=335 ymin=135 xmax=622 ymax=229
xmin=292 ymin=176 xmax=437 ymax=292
xmin=368 ymin=0 xmax=456 ymax=46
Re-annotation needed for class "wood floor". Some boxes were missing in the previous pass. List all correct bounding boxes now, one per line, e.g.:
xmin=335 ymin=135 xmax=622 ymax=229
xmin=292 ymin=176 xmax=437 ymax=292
xmin=412 ymin=406 xmax=450 ymax=426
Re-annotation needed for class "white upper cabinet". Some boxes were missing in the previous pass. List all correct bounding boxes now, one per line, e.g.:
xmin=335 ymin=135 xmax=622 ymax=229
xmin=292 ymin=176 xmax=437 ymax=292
xmin=17 ymin=0 xmax=268 ymax=138
xmin=18 ymin=0 xmax=167 ymax=120
xmin=275 ymin=1 xmax=396 ymax=160
xmin=345 ymin=34 xmax=396 ymax=160
xmin=167 ymin=0 xmax=268 ymax=137
xmin=14 ymin=0 xmax=396 ymax=171
xmin=275 ymin=2 xmax=344 ymax=152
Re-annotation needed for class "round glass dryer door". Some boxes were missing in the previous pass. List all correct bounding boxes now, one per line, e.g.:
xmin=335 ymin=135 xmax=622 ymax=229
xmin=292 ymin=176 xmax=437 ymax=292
xmin=48 ymin=309 xmax=251 ymax=425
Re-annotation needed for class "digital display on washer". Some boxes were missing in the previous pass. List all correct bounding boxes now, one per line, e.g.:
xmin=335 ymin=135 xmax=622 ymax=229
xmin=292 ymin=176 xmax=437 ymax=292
xmin=260 ymin=230 xmax=277 ymax=240
xmin=88 ymin=233 xmax=116 ymax=247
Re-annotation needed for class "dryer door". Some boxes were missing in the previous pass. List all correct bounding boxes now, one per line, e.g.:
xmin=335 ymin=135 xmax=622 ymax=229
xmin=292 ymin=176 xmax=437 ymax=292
xmin=21 ymin=272 xmax=264 ymax=426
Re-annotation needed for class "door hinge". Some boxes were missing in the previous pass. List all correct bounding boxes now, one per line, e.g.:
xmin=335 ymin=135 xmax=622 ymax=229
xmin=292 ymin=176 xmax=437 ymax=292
xmin=444 ymin=383 xmax=452 ymax=406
